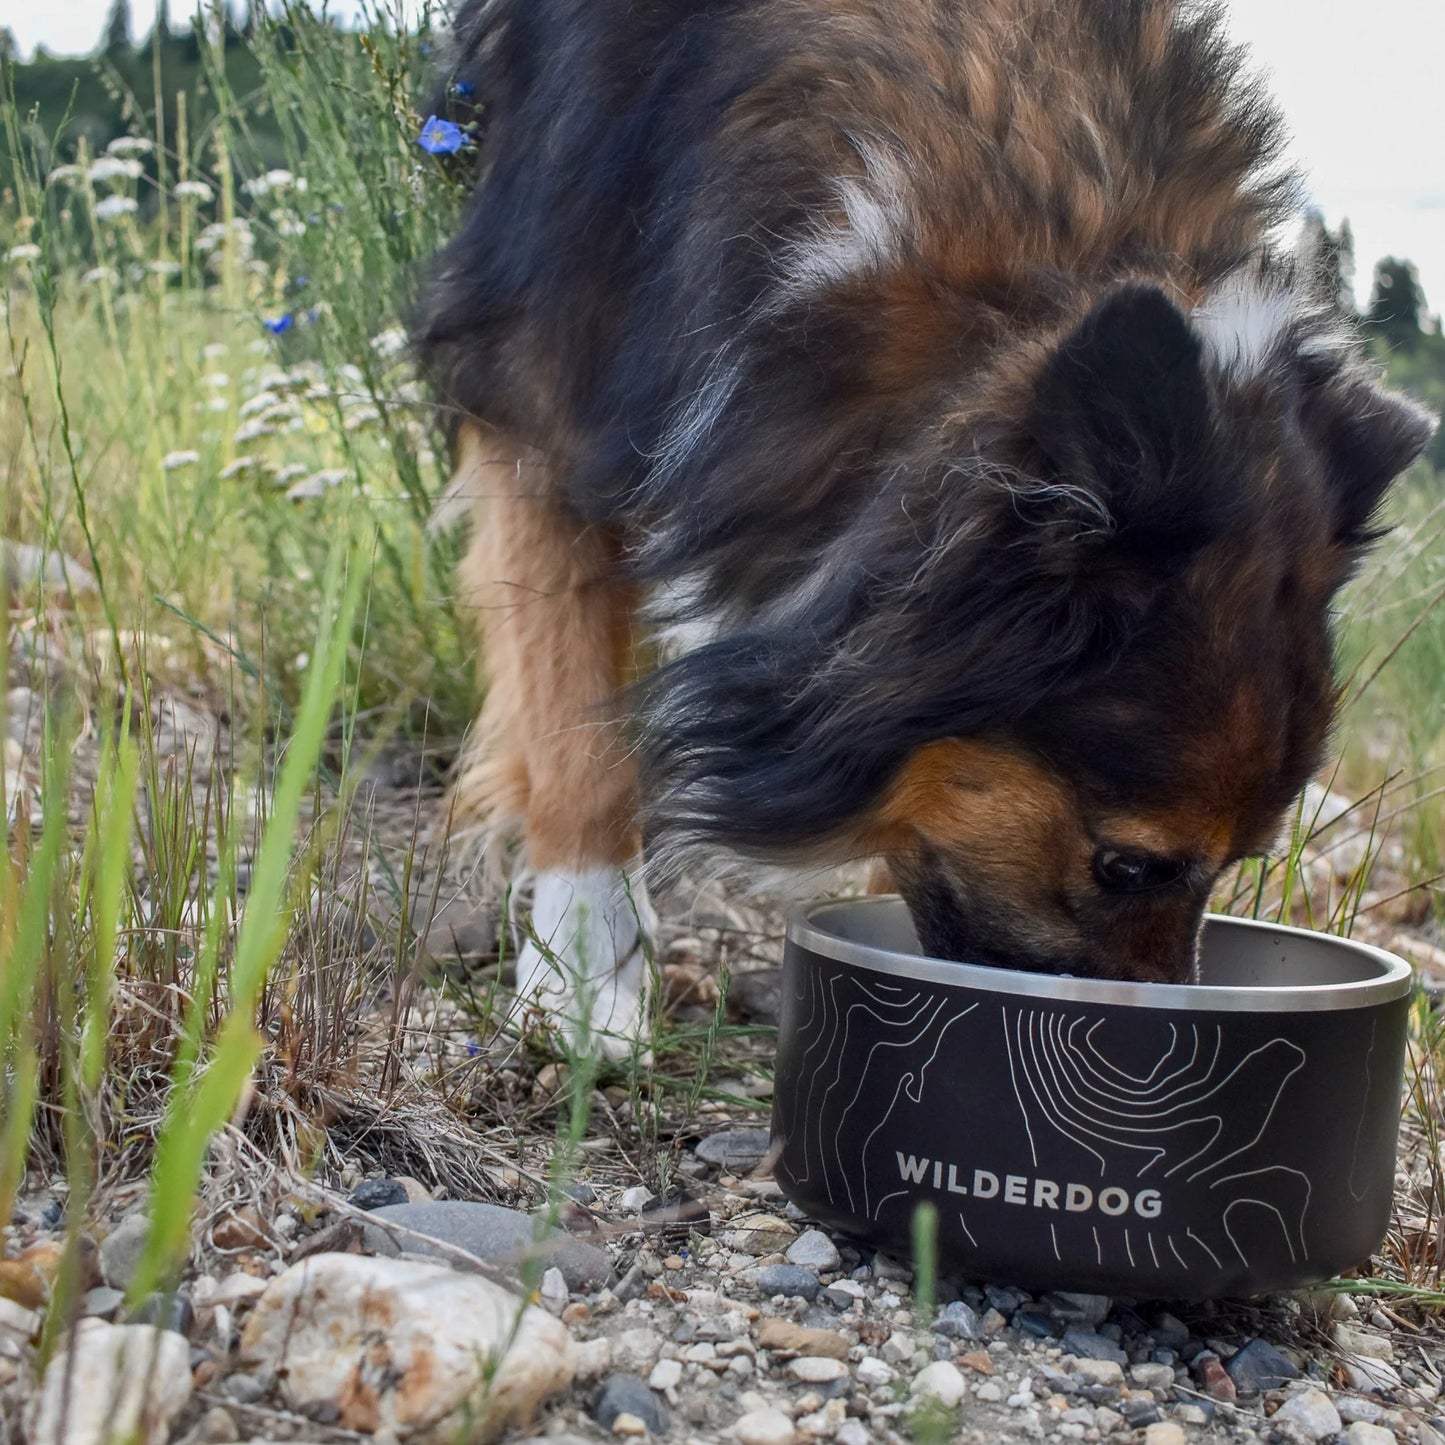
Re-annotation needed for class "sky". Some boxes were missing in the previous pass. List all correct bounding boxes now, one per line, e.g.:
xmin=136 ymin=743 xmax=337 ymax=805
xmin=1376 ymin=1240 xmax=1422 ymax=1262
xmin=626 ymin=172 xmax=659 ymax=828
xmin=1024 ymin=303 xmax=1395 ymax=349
xmin=9 ymin=0 xmax=1444 ymax=313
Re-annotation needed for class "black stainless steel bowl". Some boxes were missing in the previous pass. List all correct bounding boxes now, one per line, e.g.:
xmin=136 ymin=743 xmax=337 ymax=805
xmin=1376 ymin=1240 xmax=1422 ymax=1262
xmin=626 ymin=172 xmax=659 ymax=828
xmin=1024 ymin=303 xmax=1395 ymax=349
xmin=772 ymin=898 xmax=1412 ymax=1299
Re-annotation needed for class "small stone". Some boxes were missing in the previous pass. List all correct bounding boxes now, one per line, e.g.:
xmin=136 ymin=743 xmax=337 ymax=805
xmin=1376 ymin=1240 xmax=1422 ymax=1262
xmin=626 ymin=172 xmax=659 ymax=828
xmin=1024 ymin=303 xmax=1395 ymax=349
xmin=594 ymin=1374 xmax=669 ymax=1435
xmin=1128 ymin=1362 xmax=1175 ymax=1390
xmin=1337 ymin=1398 xmax=1385 ymax=1425
xmin=823 ymin=1280 xmax=864 ymax=1310
xmin=1094 ymin=1405 xmax=1126 ymax=1435
xmin=620 ymin=1187 xmax=654 ymax=1212
xmin=834 ymin=1423 xmax=869 ymax=1445
xmin=26 ymin=1321 xmax=193 ymax=1445
xmin=695 ymin=1128 xmax=773 ymax=1172
xmin=539 ymin=1266 xmax=569 ymax=1312
xmin=1142 ymin=1424 xmax=1185 ymax=1445
xmin=856 ymin=1356 xmax=894 ymax=1387
xmin=99 ymin=1215 xmax=151 ymax=1292
xmin=981 ymin=1307 xmax=1008 ymax=1334
xmin=129 ymin=1290 xmax=194 ymax=1337
xmin=933 ymin=1300 xmax=982 ymax=1340
xmin=1225 ymin=1336 xmax=1299 ymax=1395
xmin=575 ymin=1338 xmax=613 ymax=1382
xmin=1333 ymin=1322 xmax=1395 ymax=1362
xmin=1344 ymin=1424 xmax=1397 ymax=1445
xmin=721 ymin=1213 xmax=796 ymax=1256
xmin=212 ymin=1207 xmax=267 ymax=1251
xmin=910 ymin=1359 xmax=966 ymax=1408
xmin=364 ymin=1200 xmax=612 ymax=1291
xmin=785 ymin=1231 xmax=842 ymax=1273
xmin=1045 ymin=1292 xmax=1112 ymax=1325
xmin=788 ymin=1357 xmax=847 ymax=1384
xmin=1172 ymin=1403 xmax=1210 ymax=1426
xmin=612 ymin=1412 xmax=649 ymax=1437
xmin=1339 ymin=1354 xmax=1402 ymax=1392
xmin=348 ymin=1178 xmax=409 ymax=1211
xmin=1153 ymin=1312 xmax=1190 ymax=1346
xmin=872 ymin=1253 xmax=912 ymax=1282
xmin=1015 ymin=1310 xmax=1057 ymax=1338
xmin=749 ymin=1265 xmax=820 ymax=1300
xmin=1192 ymin=1351 xmax=1236 ymax=1401
xmin=0 ymin=1296 xmax=40 ymax=1339
xmin=733 ymin=1407 xmax=796 ymax=1445
xmin=649 ymin=1358 xmax=683 ymax=1391
xmin=974 ymin=1381 xmax=1004 ymax=1402
xmin=1069 ymin=1358 xmax=1124 ymax=1388
xmin=880 ymin=1329 xmax=915 ymax=1364
xmin=756 ymin=1319 xmax=849 ymax=1360
xmin=1060 ymin=1327 xmax=1127 ymax=1365
xmin=223 ymin=1373 xmax=266 ymax=1405
xmin=81 ymin=1287 xmax=125 ymax=1320
xmin=1270 ymin=1388 xmax=1341 ymax=1441
xmin=959 ymin=1350 xmax=993 ymax=1376
xmin=175 ymin=1405 xmax=238 ymax=1445
xmin=614 ymin=1329 xmax=665 ymax=1370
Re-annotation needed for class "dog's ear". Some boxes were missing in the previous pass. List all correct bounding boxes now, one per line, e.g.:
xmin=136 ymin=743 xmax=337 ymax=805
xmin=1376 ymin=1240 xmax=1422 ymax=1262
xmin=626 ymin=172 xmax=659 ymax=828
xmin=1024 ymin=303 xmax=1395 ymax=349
xmin=1025 ymin=284 xmax=1229 ymax=565
xmin=1299 ymin=364 xmax=1435 ymax=545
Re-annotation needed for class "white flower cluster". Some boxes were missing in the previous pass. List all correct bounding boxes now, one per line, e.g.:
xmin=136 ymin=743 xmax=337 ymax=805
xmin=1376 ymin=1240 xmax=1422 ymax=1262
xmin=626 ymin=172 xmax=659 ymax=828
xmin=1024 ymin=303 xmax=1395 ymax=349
xmin=46 ymin=164 xmax=81 ymax=186
xmin=195 ymin=219 xmax=255 ymax=262
xmin=243 ymin=170 xmax=308 ymax=199
xmin=174 ymin=180 xmax=215 ymax=203
xmin=161 ymin=450 xmax=202 ymax=472
xmin=5 ymin=244 xmax=41 ymax=264
xmin=107 ymin=136 xmax=154 ymax=159
xmin=88 ymin=157 xmax=145 ymax=185
xmin=94 ymin=196 xmax=139 ymax=222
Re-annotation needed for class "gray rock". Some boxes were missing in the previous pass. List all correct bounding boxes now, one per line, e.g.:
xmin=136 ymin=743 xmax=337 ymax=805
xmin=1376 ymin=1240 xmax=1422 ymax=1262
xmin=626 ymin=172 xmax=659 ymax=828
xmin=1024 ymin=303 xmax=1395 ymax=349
xmin=1153 ymin=1312 xmax=1190 ymax=1346
xmin=1044 ymin=1292 xmax=1111 ymax=1325
xmin=362 ymin=1201 xmax=612 ymax=1292
xmin=726 ymin=970 xmax=783 ymax=1025
xmin=99 ymin=1214 xmax=151 ymax=1292
xmin=1224 ymin=1337 xmax=1300 ymax=1395
xmin=1060 ymin=1326 xmax=1128 ymax=1365
xmin=81 ymin=1288 xmax=125 ymax=1320
xmin=2 ymin=540 xmax=98 ymax=596
xmin=749 ymin=1264 xmax=821 ymax=1300
xmin=222 ymin=1373 xmax=267 ymax=1405
xmin=1270 ymin=1388 xmax=1342 ymax=1442
xmin=785 ymin=1229 xmax=842 ymax=1273
xmin=128 ymin=1291 xmax=194 ymax=1337
xmin=694 ymin=1127 xmax=773 ymax=1172
xmin=932 ymin=1300 xmax=982 ymax=1341
xmin=592 ymin=1374 xmax=669 ymax=1435
xmin=348 ymin=1178 xmax=409 ymax=1211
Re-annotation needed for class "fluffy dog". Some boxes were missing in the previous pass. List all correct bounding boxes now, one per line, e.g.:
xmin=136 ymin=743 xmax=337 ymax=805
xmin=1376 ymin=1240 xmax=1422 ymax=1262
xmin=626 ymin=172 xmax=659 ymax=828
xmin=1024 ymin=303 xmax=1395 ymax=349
xmin=417 ymin=0 xmax=1435 ymax=1055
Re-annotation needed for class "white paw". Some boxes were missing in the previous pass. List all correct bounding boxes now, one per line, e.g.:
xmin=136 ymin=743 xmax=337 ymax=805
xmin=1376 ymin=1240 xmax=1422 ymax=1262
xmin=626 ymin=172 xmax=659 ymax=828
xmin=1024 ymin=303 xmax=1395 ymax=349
xmin=512 ymin=864 xmax=656 ymax=1061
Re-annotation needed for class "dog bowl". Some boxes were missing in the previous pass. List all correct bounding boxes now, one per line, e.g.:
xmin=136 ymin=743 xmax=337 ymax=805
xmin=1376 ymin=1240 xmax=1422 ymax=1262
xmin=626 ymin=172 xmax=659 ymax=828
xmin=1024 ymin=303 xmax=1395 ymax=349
xmin=772 ymin=898 xmax=1413 ymax=1299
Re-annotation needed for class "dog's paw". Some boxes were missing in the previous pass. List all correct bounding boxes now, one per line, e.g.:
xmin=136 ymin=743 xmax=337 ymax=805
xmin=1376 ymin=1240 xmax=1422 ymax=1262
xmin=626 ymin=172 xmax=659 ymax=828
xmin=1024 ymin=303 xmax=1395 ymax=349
xmin=511 ymin=865 xmax=656 ymax=1061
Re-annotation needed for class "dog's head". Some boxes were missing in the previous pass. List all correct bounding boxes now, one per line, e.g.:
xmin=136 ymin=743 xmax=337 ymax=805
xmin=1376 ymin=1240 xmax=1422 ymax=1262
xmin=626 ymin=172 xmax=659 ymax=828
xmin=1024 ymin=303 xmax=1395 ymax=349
xmin=642 ymin=278 xmax=1435 ymax=981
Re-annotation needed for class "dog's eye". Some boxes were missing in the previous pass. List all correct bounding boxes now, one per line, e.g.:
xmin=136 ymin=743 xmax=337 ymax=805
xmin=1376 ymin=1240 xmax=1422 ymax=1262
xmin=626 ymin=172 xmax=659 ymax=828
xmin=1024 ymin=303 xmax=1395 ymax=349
xmin=1092 ymin=848 xmax=1189 ymax=894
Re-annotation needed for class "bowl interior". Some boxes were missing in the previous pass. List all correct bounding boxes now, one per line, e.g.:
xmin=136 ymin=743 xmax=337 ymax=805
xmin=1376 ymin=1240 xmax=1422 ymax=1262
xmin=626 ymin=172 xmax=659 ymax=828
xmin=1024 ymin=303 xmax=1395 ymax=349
xmin=803 ymin=897 xmax=1402 ymax=991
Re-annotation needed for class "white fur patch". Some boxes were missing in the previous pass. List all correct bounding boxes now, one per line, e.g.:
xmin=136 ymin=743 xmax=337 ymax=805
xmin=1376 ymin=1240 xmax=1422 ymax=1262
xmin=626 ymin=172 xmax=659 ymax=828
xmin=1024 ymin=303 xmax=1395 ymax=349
xmin=513 ymin=864 xmax=656 ymax=1059
xmin=781 ymin=140 xmax=915 ymax=295
xmin=1191 ymin=270 xmax=1295 ymax=379
xmin=646 ymin=572 xmax=726 ymax=660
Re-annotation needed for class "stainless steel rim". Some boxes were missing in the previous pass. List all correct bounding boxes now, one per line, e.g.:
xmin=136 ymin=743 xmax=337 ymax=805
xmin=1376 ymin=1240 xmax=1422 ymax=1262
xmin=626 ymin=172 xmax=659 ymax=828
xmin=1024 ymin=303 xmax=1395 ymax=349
xmin=788 ymin=899 xmax=1414 ymax=1013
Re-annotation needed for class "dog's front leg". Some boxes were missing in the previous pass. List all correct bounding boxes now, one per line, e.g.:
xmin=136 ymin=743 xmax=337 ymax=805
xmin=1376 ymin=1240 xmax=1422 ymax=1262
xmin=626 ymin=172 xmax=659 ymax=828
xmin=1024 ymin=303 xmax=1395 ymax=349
xmin=451 ymin=422 xmax=653 ymax=1059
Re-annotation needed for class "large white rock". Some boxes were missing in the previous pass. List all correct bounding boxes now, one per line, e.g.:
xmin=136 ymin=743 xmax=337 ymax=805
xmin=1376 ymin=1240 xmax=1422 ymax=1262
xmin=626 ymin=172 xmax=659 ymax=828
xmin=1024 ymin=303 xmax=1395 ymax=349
xmin=26 ymin=1320 xmax=193 ymax=1445
xmin=239 ymin=1252 xmax=574 ymax=1442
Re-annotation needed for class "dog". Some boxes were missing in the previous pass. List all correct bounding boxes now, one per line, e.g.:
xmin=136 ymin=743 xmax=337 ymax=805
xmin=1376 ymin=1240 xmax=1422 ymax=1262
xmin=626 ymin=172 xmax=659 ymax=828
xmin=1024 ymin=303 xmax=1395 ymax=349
xmin=415 ymin=0 xmax=1435 ymax=1057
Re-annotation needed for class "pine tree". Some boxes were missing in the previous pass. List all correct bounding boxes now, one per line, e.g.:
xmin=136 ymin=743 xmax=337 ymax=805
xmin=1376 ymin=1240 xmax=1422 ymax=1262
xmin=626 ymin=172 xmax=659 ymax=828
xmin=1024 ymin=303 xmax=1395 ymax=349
xmin=102 ymin=0 xmax=133 ymax=56
xmin=1366 ymin=257 xmax=1427 ymax=351
xmin=1299 ymin=210 xmax=1357 ymax=319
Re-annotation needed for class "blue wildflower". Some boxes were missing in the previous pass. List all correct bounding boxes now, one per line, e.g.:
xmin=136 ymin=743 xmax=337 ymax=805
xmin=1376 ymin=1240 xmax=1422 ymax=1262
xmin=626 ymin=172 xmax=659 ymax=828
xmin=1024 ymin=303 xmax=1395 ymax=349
xmin=263 ymin=314 xmax=293 ymax=335
xmin=304 ymin=308 xmax=321 ymax=325
xmin=455 ymin=80 xmax=475 ymax=97
xmin=418 ymin=115 xmax=466 ymax=156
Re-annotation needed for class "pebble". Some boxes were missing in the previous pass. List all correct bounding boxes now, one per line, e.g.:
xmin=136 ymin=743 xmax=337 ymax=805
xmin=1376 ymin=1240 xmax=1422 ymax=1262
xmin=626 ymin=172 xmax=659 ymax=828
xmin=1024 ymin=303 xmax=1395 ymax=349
xmin=649 ymin=1359 xmax=683 ymax=1391
xmin=593 ymin=1374 xmax=670 ymax=1435
xmin=98 ymin=1214 xmax=150 ymax=1292
xmin=1142 ymin=1424 xmax=1186 ymax=1445
xmin=1338 ymin=1398 xmax=1385 ymax=1424
xmin=362 ymin=1200 xmax=612 ymax=1291
xmin=855 ymin=1357 xmax=894 ymax=1387
xmin=1128 ymin=1361 xmax=1175 ymax=1390
xmin=786 ymin=1357 xmax=847 ymax=1384
xmin=1046 ymin=1292 xmax=1112 ymax=1325
xmin=620 ymin=1186 xmax=654 ymax=1212
xmin=734 ymin=1408 xmax=796 ymax=1445
xmin=611 ymin=1412 xmax=648 ymax=1437
xmin=348 ymin=1178 xmax=409 ymax=1210
xmin=80 ymin=1287 xmax=125 ymax=1320
xmin=1060 ymin=1326 xmax=1127 ymax=1365
xmin=933 ymin=1299 xmax=982 ymax=1340
xmin=720 ymin=1213 xmax=796 ymax=1255
xmin=615 ymin=1329 xmax=665 ymax=1370
xmin=974 ymin=1381 xmax=1004 ymax=1403
xmin=749 ymin=1265 xmax=820 ymax=1300
xmin=1270 ymin=1387 xmax=1342 ymax=1441
xmin=823 ymin=1280 xmax=864 ymax=1310
xmin=785 ymin=1231 xmax=841 ymax=1273
xmin=834 ymin=1422 xmax=869 ymax=1445
xmin=1192 ymin=1351 xmax=1236 ymax=1401
xmin=1014 ymin=1309 xmax=1056 ymax=1339
xmin=726 ymin=971 xmax=784 ymax=1026
xmin=1068 ymin=1358 xmax=1124 ymax=1388
xmin=1225 ymin=1336 xmax=1300 ymax=1394
xmin=695 ymin=1128 xmax=773 ymax=1171
xmin=1339 ymin=1354 xmax=1402 ymax=1392
xmin=756 ymin=1319 xmax=849 ymax=1360
xmin=910 ymin=1360 xmax=966 ymax=1408
xmin=1344 ymin=1424 xmax=1398 ymax=1445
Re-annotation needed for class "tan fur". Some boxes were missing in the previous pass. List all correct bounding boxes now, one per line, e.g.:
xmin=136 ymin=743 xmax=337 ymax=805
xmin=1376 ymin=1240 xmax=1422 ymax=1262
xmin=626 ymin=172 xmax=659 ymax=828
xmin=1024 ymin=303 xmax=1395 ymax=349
xmin=452 ymin=422 xmax=640 ymax=870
